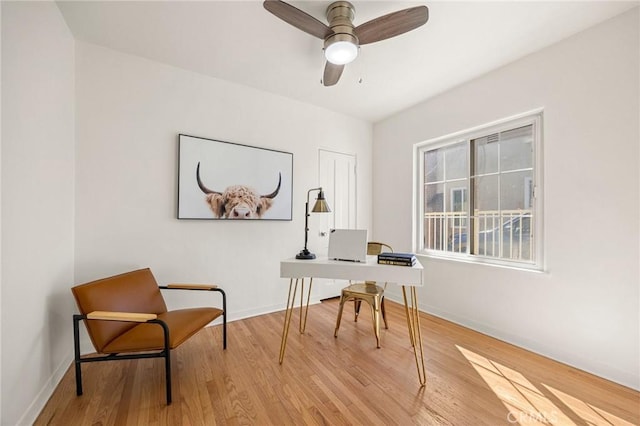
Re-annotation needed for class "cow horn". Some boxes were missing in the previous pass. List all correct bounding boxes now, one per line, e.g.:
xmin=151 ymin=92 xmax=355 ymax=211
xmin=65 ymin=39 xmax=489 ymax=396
xmin=196 ymin=162 xmax=221 ymax=195
xmin=262 ymin=173 xmax=282 ymax=199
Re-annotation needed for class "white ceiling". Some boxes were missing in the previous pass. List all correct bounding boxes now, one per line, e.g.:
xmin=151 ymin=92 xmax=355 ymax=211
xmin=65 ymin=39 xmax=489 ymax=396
xmin=57 ymin=0 xmax=638 ymax=122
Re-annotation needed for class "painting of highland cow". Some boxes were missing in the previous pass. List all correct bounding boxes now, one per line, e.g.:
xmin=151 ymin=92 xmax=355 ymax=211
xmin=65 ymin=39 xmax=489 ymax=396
xmin=178 ymin=134 xmax=293 ymax=220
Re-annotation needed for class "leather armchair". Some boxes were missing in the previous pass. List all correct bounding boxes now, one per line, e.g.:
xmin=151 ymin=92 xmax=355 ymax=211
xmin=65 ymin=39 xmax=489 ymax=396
xmin=71 ymin=268 xmax=226 ymax=404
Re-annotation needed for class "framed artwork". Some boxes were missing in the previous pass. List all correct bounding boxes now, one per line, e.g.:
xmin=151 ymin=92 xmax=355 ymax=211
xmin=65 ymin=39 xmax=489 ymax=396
xmin=178 ymin=134 xmax=293 ymax=220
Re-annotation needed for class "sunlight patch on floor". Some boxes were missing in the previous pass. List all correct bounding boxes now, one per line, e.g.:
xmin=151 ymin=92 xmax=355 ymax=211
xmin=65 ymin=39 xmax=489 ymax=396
xmin=457 ymin=345 xmax=635 ymax=425
xmin=458 ymin=345 xmax=575 ymax=425
xmin=542 ymin=384 xmax=635 ymax=426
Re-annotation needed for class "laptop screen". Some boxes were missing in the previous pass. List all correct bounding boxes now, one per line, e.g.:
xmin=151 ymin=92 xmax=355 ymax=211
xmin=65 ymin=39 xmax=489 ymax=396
xmin=328 ymin=229 xmax=368 ymax=262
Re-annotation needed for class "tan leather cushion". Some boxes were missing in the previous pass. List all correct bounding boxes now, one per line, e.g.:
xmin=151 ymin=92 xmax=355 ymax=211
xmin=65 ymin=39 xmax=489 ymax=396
xmin=102 ymin=307 xmax=223 ymax=353
xmin=72 ymin=268 xmax=168 ymax=353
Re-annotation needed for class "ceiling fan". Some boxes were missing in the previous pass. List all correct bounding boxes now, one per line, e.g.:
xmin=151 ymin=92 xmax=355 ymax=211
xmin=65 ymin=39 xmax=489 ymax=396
xmin=263 ymin=0 xmax=429 ymax=86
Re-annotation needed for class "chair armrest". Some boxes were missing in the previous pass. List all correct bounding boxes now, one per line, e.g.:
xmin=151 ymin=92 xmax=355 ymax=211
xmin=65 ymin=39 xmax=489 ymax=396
xmin=159 ymin=283 xmax=227 ymax=350
xmin=86 ymin=311 xmax=158 ymax=322
xmin=161 ymin=283 xmax=218 ymax=290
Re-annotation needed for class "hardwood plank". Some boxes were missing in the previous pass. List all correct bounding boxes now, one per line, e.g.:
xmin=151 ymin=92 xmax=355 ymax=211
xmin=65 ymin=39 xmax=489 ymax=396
xmin=35 ymin=299 xmax=640 ymax=425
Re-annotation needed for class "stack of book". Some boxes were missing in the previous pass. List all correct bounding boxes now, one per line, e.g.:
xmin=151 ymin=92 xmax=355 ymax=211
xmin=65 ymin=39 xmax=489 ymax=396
xmin=377 ymin=252 xmax=417 ymax=266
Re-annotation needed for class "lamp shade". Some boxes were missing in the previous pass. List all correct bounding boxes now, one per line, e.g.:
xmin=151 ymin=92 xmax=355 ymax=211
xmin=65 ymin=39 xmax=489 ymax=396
xmin=311 ymin=190 xmax=331 ymax=213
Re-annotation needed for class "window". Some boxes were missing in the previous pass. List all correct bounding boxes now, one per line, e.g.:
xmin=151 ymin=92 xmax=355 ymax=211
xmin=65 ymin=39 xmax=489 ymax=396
xmin=414 ymin=111 xmax=543 ymax=269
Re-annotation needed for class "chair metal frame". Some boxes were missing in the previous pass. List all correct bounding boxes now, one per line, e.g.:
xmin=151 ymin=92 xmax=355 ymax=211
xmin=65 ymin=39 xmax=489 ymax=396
xmin=73 ymin=285 xmax=226 ymax=405
xmin=334 ymin=242 xmax=392 ymax=348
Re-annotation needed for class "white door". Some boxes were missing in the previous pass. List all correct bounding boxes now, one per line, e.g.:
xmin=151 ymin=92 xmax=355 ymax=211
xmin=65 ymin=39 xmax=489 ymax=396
xmin=311 ymin=149 xmax=357 ymax=300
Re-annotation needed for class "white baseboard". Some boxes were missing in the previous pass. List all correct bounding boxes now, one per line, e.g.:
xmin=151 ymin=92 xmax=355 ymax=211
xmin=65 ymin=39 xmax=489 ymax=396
xmin=17 ymin=352 xmax=73 ymax=426
xmin=228 ymin=299 xmax=321 ymax=323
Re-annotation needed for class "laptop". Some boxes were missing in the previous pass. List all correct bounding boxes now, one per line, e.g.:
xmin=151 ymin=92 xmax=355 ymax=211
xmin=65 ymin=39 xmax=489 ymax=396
xmin=328 ymin=229 xmax=368 ymax=262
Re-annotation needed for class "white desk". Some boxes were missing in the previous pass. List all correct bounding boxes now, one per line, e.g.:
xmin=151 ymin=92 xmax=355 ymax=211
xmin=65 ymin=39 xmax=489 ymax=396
xmin=279 ymin=255 xmax=427 ymax=385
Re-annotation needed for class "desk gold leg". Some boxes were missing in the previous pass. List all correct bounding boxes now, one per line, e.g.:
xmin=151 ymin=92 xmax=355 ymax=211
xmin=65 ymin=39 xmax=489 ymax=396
xmin=403 ymin=285 xmax=427 ymax=386
xmin=299 ymin=278 xmax=313 ymax=333
xmin=279 ymin=278 xmax=299 ymax=364
xmin=402 ymin=286 xmax=415 ymax=347
xmin=299 ymin=279 xmax=304 ymax=333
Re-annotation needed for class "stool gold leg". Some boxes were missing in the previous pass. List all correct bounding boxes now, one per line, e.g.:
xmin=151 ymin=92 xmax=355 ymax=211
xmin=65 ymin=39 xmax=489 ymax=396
xmin=372 ymin=298 xmax=381 ymax=348
xmin=334 ymin=293 xmax=347 ymax=337
xmin=381 ymin=297 xmax=389 ymax=330
xmin=279 ymin=278 xmax=299 ymax=364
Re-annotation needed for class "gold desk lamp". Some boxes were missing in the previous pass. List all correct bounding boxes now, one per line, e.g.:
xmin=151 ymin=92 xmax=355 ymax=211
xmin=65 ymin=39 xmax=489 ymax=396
xmin=296 ymin=188 xmax=331 ymax=259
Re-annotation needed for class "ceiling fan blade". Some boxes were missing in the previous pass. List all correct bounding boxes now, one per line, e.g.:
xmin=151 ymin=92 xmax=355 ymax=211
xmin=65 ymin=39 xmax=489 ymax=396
xmin=355 ymin=6 xmax=429 ymax=45
xmin=323 ymin=62 xmax=344 ymax=87
xmin=263 ymin=0 xmax=332 ymax=40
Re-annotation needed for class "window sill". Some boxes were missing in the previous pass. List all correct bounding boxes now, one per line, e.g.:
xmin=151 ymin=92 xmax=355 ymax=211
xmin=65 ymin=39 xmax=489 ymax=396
xmin=417 ymin=251 xmax=545 ymax=273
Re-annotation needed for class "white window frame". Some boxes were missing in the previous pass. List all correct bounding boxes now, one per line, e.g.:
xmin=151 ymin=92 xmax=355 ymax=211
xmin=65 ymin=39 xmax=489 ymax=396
xmin=413 ymin=109 xmax=544 ymax=271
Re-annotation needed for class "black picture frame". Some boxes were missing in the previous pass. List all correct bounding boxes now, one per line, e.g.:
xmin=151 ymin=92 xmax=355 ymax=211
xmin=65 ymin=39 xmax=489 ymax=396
xmin=178 ymin=134 xmax=293 ymax=220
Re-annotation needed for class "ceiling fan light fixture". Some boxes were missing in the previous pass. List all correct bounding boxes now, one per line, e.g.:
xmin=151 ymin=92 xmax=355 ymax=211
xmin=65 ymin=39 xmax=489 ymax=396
xmin=264 ymin=0 xmax=429 ymax=86
xmin=324 ymin=34 xmax=359 ymax=65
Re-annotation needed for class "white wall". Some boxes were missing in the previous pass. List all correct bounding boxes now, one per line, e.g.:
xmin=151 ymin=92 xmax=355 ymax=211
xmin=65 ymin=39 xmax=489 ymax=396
xmin=0 ymin=13 xmax=371 ymax=421
xmin=373 ymin=8 xmax=639 ymax=390
xmin=0 ymin=4 xmax=3 ymax=422
xmin=0 ymin=4 xmax=2 ymax=423
xmin=1 ymin=2 xmax=76 ymax=425
xmin=74 ymin=42 xmax=372 ymax=321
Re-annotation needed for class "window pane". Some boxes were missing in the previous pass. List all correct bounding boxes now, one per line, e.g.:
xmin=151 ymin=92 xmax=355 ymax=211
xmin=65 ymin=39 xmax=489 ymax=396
xmin=425 ymin=149 xmax=444 ymax=183
xmin=474 ymin=175 xmax=499 ymax=211
xmin=424 ymin=183 xmax=445 ymax=250
xmin=474 ymin=211 xmax=501 ymax=258
xmin=500 ymin=170 xmax=533 ymax=210
xmin=444 ymin=142 xmax=467 ymax=180
xmin=500 ymin=212 xmax=533 ymax=261
xmin=473 ymin=135 xmax=499 ymax=175
xmin=446 ymin=182 xmax=468 ymax=253
xmin=449 ymin=185 xmax=467 ymax=212
xmin=425 ymin=183 xmax=444 ymax=213
xmin=500 ymin=125 xmax=533 ymax=172
xmin=424 ymin=144 xmax=470 ymax=253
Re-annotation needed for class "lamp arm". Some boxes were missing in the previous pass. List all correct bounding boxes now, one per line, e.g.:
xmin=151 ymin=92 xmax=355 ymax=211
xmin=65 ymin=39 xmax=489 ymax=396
xmin=306 ymin=187 xmax=322 ymax=204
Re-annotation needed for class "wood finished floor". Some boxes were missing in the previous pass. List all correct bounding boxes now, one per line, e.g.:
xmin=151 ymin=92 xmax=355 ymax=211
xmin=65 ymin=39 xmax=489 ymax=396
xmin=36 ymin=299 xmax=639 ymax=425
